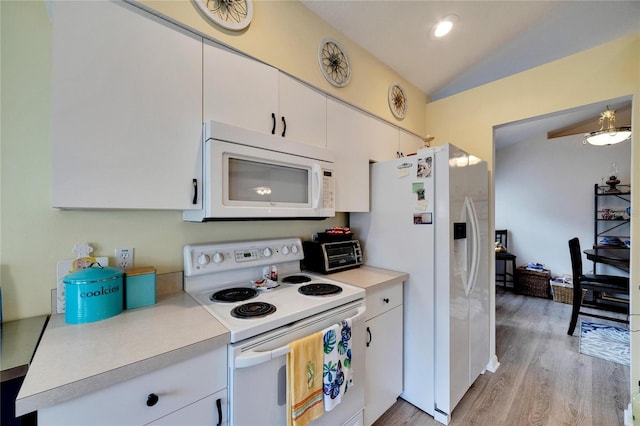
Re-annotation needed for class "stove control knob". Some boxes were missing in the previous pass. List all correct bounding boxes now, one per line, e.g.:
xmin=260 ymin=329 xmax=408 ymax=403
xmin=290 ymin=244 xmax=299 ymax=254
xmin=263 ymin=247 xmax=272 ymax=257
xmin=197 ymin=254 xmax=210 ymax=266
xmin=281 ymin=245 xmax=290 ymax=255
xmin=212 ymin=252 xmax=224 ymax=264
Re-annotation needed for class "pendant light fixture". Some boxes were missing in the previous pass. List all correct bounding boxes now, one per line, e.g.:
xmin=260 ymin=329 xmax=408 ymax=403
xmin=583 ymin=106 xmax=631 ymax=146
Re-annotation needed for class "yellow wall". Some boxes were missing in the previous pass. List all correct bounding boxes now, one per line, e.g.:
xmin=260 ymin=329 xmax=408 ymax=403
xmin=1 ymin=0 xmax=425 ymax=321
xmin=139 ymin=0 xmax=427 ymax=135
xmin=424 ymin=32 xmax=640 ymax=398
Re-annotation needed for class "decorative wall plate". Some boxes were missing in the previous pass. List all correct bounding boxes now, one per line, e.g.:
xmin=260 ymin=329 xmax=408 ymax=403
xmin=388 ymin=83 xmax=407 ymax=119
xmin=193 ymin=0 xmax=253 ymax=31
xmin=318 ymin=38 xmax=351 ymax=87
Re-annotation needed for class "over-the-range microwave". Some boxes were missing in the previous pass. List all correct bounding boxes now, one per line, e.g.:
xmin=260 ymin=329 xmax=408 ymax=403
xmin=183 ymin=120 xmax=336 ymax=221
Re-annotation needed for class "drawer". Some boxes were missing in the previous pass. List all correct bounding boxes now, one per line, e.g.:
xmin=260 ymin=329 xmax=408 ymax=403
xmin=149 ymin=389 xmax=227 ymax=426
xmin=39 ymin=346 xmax=227 ymax=426
xmin=365 ymin=281 xmax=402 ymax=320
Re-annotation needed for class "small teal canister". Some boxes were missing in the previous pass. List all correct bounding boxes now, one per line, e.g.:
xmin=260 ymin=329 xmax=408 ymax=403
xmin=124 ymin=266 xmax=156 ymax=309
xmin=64 ymin=264 xmax=124 ymax=324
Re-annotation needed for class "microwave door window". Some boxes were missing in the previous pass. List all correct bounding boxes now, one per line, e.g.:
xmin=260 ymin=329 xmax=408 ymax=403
xmin=228 ymin=158 xmax=309 ymax=205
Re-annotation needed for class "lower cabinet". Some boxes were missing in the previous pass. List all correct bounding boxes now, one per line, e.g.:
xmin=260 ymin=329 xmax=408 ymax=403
xmin=38 ymin=347 xmax=227 ymax=425
xmin=149 ymin=389 xmax=227 ymax=426
xmin=364 ymin=281 xmax=404 ymax=426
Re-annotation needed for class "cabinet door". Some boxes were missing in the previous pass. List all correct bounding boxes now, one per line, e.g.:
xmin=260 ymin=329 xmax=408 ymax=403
xmin=399 ymin=130 xmax=423 ymax=157
xmin=367 ymin=117 xmax=399 ymax=162
xmin=203 ymin=40 xmax=279 ymax=135
xmin=51 ymin=1 xmax=202 ymax=209
xmin=38 ymin=348 xmax=226 ymax=426
xmin=364 ymin=305 xmax=403 ymax=426
xmin=326 ymin=99 xmax=370 ymax=212
xmin=278 ymin=73 xmax=327 ymax=148
xmin=150 ymin=389 xmax=227 ymax=426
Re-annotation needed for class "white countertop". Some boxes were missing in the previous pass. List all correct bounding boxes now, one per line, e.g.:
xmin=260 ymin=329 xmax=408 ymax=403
xmin=15 ymin=266 xmax=406 ymax=416
xmin=16 ymin=291 xmax=229 ymax=416
xmin=327 ymin=265 xmax=409 ymax=291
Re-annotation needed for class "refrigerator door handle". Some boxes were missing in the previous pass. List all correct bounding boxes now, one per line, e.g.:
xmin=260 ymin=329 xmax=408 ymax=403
xmin=464 ymin=196 xmax=480 ymax=296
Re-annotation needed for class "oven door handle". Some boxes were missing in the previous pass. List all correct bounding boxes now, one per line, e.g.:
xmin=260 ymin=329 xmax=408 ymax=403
xmin=235 ymin=306 xmax=366 ymax=369
xmin=235 ymin=344 xmax=290 ymax=369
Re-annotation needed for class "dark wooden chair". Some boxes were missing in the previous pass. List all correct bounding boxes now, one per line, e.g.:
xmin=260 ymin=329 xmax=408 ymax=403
xmin=567 ymin=237 xmax=629 ymax=335
xmin=495 ymin=229 xmax=517 ymax=289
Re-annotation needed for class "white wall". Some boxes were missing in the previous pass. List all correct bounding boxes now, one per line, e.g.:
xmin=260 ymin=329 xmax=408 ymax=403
xmin=495 ymin=133 xmax=631 ymax=278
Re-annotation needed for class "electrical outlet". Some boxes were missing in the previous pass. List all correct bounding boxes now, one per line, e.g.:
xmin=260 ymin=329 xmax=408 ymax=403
xmin=115 ymin=247 xmax=134 ymax=269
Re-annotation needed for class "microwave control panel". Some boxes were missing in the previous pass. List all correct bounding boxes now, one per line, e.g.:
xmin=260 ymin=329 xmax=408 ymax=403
xmin=322 ymin=169 xmax=335 ymax=209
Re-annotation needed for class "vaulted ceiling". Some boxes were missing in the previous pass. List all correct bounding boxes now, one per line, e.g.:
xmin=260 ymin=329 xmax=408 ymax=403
xmin=300 ymin=1 xmax=639 ymax=149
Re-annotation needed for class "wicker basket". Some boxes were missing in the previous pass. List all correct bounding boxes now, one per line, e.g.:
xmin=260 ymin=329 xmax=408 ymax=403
xmin=516 ymin=266 xmax=551 ymax=298
xmin=550 ymin=280 xmax=586 ymax=304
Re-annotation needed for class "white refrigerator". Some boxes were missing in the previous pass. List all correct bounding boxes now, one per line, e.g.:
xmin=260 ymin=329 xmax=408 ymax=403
xmin=350 ymin=143 xmax=490 ymax=425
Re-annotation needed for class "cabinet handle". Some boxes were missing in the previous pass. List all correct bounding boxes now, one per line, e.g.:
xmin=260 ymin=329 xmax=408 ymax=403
xmin=146 ymin=393 xmax=159 ymax=407
xmin=216 ymin=397 xmax=222 ymax=426
xmin=366 ymin=326 xmax=372 ymax=347
xmin=191 ymin=179 xmax=198 ymax=205
xmin=281 ymin=116 xmax=287 ymax=137
xmin=271 ymin=113 xmax=276 ymax=134
xmin=383 ymin=298 xmax=390 ymax=303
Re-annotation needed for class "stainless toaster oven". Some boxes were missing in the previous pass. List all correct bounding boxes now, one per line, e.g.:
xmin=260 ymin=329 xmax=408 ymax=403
xmin=302 ymin=240 xmax=363 ymax=274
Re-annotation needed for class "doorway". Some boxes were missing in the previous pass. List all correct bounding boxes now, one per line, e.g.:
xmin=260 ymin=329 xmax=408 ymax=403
xmin=493 ymin=98 xmax=632 ymax=282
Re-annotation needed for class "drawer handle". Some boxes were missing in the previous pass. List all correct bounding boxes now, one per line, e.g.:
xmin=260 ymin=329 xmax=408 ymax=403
xmin=366 ymin=326 xmax=372 ymax=347
xmin=281 ymin=116 xmax=287 ymax=137
xmin=216 ymin=397 xmax=222 ymax=426
xmin=271 ymin=113 xmax=276 ymax=134
xmin=146 ymin=393 xmax=159 ymax=407
xmin=383 ymin=298 xmax=390 ymax=303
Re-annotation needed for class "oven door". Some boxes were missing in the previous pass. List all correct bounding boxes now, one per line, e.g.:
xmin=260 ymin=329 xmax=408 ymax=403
xmin=228 ymin=301 xmax=365 ymax=426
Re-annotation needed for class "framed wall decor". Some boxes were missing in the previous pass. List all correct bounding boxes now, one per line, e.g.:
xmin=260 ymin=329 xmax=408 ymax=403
xmin=318 ymin=38 xmax=351 ymax=87
xmin=192 ymin=0 xmax=253 ymax=31
xmin=388 ymin=83 xmax=407 ymax=119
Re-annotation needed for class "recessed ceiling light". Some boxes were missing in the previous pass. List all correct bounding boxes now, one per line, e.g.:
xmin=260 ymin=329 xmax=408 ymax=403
xmin=431 ymin=14 xmax=457 ymax=39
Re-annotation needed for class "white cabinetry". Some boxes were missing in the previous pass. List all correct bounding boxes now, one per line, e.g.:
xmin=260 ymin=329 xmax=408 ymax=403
xmin=367 ymin=116 xmax=400 ymax=163
xmin=38 ymin=347 xmax=227 ymax=425
xmin=50 ymin=1 xmax=202 ymax=209
xmin=203 ymin=40 xmax=278 ymax=136
xmin=326 ymin=99 xmax=370 ymax=212
xmin=364 ymin=281 xmax=404 ymax=426
xmin=368 ymin=123 xmax=424 ymax=163
xmin=203 ymin=41 xmax=326 ymax=147
xmin=278 ymin=73 xmax=327 ymax=148
xmin=399 ymin=129 xmax=423 ymax=157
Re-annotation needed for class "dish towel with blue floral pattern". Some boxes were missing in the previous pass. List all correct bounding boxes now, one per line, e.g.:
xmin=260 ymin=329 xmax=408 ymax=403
xmin=322 ymin=318 xmax=353 ymax=411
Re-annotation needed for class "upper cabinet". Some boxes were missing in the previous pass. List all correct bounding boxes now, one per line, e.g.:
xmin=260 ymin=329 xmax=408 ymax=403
xmin=327 ymin=99 xmax=370 ymax=212
xmin=277 ymin=73 xmax=327 ymax=148
xmin=399 ymin=129 xmax=423 ymax=157
xmin=49 ymin=2 xmax=419 ymax=212
xmin=368 ymin=120 xmax=423 ymax=163
xmin=367 ymin=116 xmax=401 ymax=162
xmin=203 ymin=40 xmax=278 ymax=136
xmin=51 ymin=1 xmax=202 ymax=210
xmin=203 ymin=41 xmax=327 ymax=147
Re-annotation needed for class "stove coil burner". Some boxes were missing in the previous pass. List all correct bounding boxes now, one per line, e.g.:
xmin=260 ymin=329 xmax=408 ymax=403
xmin=211 ymin=287 xmax=258 ymax=303
xmin=298 ymin=283 xmax=343 ymax=296
xmin=231 ymin=302 xmax=277 ymax=319
xmin=281 ymin=275 xmax=312 ymax=284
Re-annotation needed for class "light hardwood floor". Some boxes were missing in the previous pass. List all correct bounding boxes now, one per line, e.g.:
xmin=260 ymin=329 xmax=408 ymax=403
xmin=373 ymin=288 xmax=630 ymax=426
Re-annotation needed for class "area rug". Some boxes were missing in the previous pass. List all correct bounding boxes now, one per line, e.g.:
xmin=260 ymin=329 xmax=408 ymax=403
xmin=580 ymin=321 xmax=630 ymax=366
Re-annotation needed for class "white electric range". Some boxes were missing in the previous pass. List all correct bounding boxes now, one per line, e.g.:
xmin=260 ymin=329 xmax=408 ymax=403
xmin=183 ymin=237 xmax=366 ymax=426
